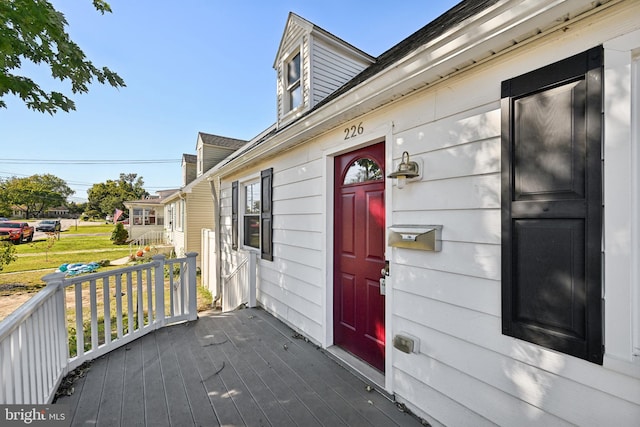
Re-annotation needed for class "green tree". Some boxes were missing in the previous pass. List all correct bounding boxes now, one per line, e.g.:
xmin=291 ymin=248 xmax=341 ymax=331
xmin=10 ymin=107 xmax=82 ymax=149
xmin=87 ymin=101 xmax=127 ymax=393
xmin=0 ymin=186 xmax=10 ymax=217
xmin=110 ymin=222 xmax=128 ymax=245
xmin=87 ymin=173 xmax=148 ymax=218
xmin=66 ymin=201 xmax=87 ymax=217
xmin=0 ymin=0 xmax=125 ymax=114
xmin=2 ymin=174 xmax=74 ymax=218
xmin=0 ymin=242 xmax=17 ymax=271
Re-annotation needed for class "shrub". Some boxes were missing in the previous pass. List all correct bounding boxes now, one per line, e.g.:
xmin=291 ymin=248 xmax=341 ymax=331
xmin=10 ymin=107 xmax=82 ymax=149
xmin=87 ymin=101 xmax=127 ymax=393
xmin=110 ymin=223 xmax=129 ymax=245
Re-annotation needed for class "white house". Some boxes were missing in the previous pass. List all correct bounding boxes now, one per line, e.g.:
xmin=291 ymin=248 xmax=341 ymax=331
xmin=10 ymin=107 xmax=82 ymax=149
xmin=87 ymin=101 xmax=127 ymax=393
xmin=123 ymin=189 xmax=175 ymax=242
xmin=199 ymin=1 xmax=640 ymax=425
xmin=164 ymin=132 xmax=246 ymax=268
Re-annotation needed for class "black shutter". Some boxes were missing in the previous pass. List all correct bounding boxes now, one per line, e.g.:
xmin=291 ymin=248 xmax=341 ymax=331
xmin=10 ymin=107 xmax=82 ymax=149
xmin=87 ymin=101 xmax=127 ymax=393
xmin=501 ymin=47 xmax=603 ymax=364
xmin=260 ymin=168 xmax=273 ymax=261
xmin=231 ymin=180 xmax=238 ymax=251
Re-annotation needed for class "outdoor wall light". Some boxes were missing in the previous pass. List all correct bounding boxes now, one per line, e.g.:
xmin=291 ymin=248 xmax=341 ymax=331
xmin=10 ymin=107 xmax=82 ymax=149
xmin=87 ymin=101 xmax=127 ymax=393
xmin=387 ymin=151 xmax=420 ymax=189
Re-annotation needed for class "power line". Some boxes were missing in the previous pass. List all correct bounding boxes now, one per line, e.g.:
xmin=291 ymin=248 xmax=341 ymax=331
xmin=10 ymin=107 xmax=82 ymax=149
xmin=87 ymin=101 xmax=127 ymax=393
xmin=0 ymin=171 xmax=176 ymax=189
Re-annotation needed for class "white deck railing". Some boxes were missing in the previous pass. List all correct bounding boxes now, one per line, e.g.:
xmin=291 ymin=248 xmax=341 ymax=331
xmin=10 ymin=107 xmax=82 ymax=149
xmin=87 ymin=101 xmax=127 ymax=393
xmin=221 ymin=251 xmax=257 ymax=312
xmin=128 ymin=230 xmax=169 ymax=255
xmin=0 ymin=252 xmax=198 ymax=404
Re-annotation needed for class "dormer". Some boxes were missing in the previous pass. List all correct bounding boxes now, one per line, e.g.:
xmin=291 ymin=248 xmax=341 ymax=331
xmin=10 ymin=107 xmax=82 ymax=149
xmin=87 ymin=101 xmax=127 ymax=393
xmin=195 ymin=132 xmax=247 ymax=177
xmin=274 ymin=13 xmax=375 ymax=128
xmin=182 ymin=154 xmax=197 ymax=186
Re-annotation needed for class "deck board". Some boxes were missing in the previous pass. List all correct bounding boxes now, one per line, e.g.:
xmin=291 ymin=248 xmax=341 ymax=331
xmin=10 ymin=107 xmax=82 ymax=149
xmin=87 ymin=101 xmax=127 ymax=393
xmin=168 ymin=324 xmax=219 ymax=426
xmin=69 ymin=351 xmax=107 ymax=426
xmin=121 ymin=338 xmax=145 ymax=426
xmin=142 ymin=329 xmax=170 ymax=427
xmin=157 ymin=327 xmax=195 ymax=426
xmin=96 ymin=343 xmax=125 ymax=426
xmin=56 ymin=307 xmax=425 ymax=426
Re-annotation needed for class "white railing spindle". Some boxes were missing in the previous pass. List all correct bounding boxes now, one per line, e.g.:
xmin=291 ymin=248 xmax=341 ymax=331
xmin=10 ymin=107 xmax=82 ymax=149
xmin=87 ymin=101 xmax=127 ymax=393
xmin=115 ymin=274 xmax=123 ymax=339
xmin=103 ymin=277 xmax=111 ymax=346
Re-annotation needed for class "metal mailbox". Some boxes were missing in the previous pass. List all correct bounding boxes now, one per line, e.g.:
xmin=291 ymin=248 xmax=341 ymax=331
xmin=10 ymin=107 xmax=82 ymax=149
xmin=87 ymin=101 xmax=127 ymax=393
xmin=388 ymin=224 xmax=442 ymax=251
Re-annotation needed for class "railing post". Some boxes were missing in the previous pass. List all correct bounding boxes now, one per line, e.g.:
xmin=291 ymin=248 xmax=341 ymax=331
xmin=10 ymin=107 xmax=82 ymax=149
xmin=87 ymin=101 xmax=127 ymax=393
xmin=248 ymin=251 xmax=257 ymax=308
xmin=153 ymin=254 xmax=166 ymax=327
xmin=41 ymin=271 xmax=70 ymax=400
xmin=42 ymin=271 xmax=69 ymax=356
xmin=185 ymin=252 xmax=198 ymax=320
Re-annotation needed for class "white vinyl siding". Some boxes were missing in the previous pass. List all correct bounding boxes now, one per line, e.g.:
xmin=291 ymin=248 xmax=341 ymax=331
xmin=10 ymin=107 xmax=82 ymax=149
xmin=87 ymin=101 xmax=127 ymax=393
xmin=221 ymin=151 xmax=325 ymax=340
xmin=310 ymin=38 xmax=370 ymax=106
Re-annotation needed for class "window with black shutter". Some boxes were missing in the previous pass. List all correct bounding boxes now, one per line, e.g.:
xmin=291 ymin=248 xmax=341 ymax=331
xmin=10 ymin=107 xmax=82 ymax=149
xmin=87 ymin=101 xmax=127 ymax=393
xmin=231 ymin=169 xmax=273 ymax=261
xmin=501 ymin=47 xmax=604 ymax=364
xmin=261 ymin=168 xmax=273 ymax=261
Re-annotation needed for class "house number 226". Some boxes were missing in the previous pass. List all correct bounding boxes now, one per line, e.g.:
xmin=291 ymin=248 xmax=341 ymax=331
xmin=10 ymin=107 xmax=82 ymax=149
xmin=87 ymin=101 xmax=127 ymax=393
xmin=344 ymin=122 xmax=364 ymax=140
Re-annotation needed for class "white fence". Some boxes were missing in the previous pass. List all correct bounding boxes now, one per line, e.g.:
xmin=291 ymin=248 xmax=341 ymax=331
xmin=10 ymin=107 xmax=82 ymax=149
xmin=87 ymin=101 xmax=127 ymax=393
xmin=0 ymin=253 xmax=198 ymax=404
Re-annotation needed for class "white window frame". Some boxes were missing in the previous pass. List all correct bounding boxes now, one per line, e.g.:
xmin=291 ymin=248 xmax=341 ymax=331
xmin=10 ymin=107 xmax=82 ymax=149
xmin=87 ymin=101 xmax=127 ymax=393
xmin=632 ymin=48 xmax=640 ymax=358
xmin=241 ymin=177 xmax=261 ymax=251
xmin=175 ymin=199 xmax=184 ymax=231
xmin=197 ymin=145 xmax=203 ymax=176
xmin=132 ymin=207 xmax=161 ymax=226
xmin=284 ymin=49 xmax=302 ymax=113
xmin=603 ymin=31 xmax=640 ymax=368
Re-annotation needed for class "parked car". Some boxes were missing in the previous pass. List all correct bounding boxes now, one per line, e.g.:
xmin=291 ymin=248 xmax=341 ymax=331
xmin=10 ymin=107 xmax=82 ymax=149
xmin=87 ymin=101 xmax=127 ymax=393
xmin=0 ymin=221 xmax=34 ymax=243
xmin=36 ymin=219 xmax=61 ymax=233
xmin=0 ymin=217 xmax=8 ymax=222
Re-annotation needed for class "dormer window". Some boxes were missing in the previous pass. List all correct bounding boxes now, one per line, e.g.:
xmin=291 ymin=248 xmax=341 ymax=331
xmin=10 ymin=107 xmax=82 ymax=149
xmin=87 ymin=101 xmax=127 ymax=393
xmin=286 ymin=52 xmax=301 ymax=111
xmin=274 ymin=13 xmax=375 ymax=127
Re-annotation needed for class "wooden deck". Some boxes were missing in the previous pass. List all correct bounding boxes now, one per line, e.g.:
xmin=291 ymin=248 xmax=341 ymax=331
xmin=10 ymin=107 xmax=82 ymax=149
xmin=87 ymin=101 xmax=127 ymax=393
xmin=56 ymin=307 xmax=424 ymax=426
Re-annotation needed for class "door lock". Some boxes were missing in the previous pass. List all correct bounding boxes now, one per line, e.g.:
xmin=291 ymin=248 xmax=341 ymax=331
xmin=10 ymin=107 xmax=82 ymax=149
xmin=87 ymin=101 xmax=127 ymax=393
xmin=381 ymin=260 xmax=389 ymax=277
xmin=380 ymin=260 xmax=389 ymax=295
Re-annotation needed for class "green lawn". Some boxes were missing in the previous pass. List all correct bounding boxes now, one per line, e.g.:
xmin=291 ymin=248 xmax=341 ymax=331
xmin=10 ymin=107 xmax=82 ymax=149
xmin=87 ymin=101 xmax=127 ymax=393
xmin=3 ymin=249 xmax=131 ymax=273
xmin=1 ymin=226 xmax=131 ymax=280
xmin=63 ymin=224 xmax=114 ymax=234
xmin=16 ymin=236 xmax=123 ymax=254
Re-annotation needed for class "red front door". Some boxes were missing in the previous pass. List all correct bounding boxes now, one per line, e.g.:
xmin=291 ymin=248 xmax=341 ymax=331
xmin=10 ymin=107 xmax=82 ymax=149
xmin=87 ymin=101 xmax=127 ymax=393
xmin=334 ymin=143 xmax=386 ymax=371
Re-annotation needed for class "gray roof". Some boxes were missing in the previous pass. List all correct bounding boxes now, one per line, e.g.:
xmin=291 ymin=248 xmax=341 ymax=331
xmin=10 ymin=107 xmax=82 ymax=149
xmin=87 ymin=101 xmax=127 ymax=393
xmin=198 ymin=132 xmax=247 ymax=150
xmin=315 ymin=0 xmax=500 ymax=110
xmin=182 ymin=154 xmax=197 ymax=163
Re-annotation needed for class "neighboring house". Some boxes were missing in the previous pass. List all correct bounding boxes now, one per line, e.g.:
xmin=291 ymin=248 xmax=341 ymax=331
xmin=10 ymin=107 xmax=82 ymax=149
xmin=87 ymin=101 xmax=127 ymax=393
xmin=10 ymin=206 xmax=26 ymax=218
xmin=10 ymin=205 xmax=70 ymax=219
xmin=164 ymin=132 xmax=247 ymax=268
xmin=123 ymin=190 xmax=176 ymax=242
xmin=45 ymin=206 xmax=69 ymax=218
xmin=197 ymin=1 xmax=640 ymax=425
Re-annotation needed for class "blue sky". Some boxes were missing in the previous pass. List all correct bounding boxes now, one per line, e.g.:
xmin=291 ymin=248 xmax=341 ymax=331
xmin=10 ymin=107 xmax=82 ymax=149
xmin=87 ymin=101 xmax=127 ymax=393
xmin=1 ymin=0 xmax=459 ymax=202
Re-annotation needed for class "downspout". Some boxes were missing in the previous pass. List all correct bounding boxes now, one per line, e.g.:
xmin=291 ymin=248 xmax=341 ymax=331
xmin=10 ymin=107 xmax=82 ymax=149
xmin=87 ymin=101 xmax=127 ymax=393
xmin=209 ymin=177 xmax=223 ymax=307
xmin=179 ymin=192 xmax=186 ymax=257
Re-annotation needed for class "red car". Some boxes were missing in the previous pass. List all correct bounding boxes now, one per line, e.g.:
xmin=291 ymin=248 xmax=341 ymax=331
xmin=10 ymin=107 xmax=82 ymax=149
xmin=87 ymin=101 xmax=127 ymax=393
xmin=0 ymin=221 xmax=35 ymax=244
